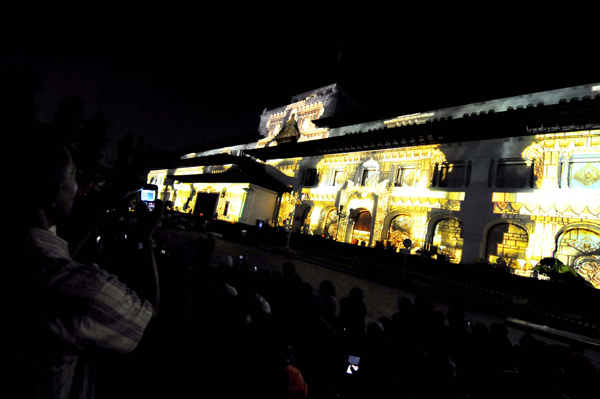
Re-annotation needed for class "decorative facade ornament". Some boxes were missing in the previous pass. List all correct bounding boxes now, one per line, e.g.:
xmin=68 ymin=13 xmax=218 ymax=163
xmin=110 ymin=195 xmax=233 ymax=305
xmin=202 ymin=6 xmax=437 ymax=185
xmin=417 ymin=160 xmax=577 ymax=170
xmin=574 ymin=255 xmax=600 ymax=289
xmin=572 ymin=163 xmax=600 ymax=187
xmin=568 ymin=236 xmax=600 ymax=254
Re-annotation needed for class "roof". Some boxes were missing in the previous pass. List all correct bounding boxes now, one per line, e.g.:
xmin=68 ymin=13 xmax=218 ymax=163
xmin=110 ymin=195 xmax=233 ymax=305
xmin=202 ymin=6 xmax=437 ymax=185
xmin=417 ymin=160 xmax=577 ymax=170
xmin=245 ymin=96 xmax=600 ymax=160
xmin=174 ymin=131 xmax=264 ymax=156
xmin=165 ymin=154 xmax=292 ymax=194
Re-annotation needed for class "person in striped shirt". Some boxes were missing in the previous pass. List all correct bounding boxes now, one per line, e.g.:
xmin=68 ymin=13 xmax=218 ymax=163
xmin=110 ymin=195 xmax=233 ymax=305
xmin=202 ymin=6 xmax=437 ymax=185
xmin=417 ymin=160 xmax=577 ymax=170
xmin=12 ymin=139 xmax=160 ymax=399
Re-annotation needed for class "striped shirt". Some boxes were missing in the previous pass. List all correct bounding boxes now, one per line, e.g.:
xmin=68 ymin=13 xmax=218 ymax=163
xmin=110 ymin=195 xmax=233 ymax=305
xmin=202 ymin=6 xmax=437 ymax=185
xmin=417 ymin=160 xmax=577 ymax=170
xmin=16 ymin=228 xmax=153 ymax=399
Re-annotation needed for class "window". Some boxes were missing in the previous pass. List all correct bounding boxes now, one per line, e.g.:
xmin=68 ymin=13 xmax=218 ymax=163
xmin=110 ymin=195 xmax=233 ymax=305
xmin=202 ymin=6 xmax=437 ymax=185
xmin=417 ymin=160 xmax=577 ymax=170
xmin=332 ymin=170 xmax=345 ymax=186
xmin=439 ymin=163 xmax=466 ymax=188
xmin=395 ymin=166 xmax=416 ymax=187
xmin=361 ymin=169 xmax=377 ymax=186
xmin=495 ymin=160 xmax=533 ymax=188
xmin=223 ymin=201 xmax=230 ymax=216
xmin=302 ymin=168 xmax=318 ymax=186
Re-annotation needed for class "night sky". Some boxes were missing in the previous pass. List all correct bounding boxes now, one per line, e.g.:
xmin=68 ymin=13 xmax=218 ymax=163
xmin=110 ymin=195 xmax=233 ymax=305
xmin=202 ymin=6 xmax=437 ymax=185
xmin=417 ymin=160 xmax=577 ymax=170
xmin=2 ymin=20 xmax=598 ymax=165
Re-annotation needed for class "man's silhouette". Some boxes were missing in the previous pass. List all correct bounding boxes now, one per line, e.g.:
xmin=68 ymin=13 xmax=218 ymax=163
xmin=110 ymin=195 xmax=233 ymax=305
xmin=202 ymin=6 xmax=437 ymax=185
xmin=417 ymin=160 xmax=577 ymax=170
xmin=12 ymin=139 xmax=159 ymax=399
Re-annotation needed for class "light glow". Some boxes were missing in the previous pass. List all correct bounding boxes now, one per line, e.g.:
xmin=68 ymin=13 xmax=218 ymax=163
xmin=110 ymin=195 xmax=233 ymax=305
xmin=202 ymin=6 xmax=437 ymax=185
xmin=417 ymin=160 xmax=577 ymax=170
xmin=492 ymin=130 xmax=600 ymax=286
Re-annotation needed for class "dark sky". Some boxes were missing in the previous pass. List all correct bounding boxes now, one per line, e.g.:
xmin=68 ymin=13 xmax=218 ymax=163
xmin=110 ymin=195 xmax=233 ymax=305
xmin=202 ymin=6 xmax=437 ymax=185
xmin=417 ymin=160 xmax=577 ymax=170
xmin=2 ymin=20 xmax=598 ymax=164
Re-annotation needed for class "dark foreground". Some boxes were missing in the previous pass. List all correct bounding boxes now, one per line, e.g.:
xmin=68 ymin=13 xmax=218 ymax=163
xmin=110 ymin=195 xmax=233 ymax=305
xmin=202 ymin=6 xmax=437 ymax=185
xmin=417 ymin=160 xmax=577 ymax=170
xmin=96 ymin=225 xmax=600 ymax=399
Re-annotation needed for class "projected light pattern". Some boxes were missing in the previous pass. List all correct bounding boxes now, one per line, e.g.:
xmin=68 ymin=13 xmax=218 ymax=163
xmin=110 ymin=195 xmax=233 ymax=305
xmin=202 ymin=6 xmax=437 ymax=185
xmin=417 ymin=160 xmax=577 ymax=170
xmin=432 ymin=218 xmax=464 ymax=264
xmin=257 ymin=100 xmax=328 ymax=148
xmin=146 ymin=169 xmax=248 ymax=223
xmin=295 ymin=146 xmax=464 ymax=252
xmin=489 ymin=130 xmax=600 ymax=287
xmin=145 ymin=82 xmax=600 ymax=289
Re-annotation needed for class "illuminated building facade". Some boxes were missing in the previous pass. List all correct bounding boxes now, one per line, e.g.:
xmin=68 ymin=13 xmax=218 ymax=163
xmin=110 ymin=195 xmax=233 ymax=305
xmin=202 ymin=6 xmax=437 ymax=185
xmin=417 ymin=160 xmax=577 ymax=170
xmin=148 ymin=83 xmax=600 ymax=288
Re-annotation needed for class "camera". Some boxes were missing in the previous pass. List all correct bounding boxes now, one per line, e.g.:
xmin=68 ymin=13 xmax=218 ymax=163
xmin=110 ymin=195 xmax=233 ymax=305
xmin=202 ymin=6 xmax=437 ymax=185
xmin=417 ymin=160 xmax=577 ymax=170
xmin=346 ymin=355 xmax=360 ymax=375
xmin=140 ymin=184 xmax=158 ymax=211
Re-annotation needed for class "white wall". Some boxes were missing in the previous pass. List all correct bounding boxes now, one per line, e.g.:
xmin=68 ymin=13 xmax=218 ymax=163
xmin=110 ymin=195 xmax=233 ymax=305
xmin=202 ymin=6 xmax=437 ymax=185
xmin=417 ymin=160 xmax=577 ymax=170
xmin=239 ymin=185 xmax=278 ymax=226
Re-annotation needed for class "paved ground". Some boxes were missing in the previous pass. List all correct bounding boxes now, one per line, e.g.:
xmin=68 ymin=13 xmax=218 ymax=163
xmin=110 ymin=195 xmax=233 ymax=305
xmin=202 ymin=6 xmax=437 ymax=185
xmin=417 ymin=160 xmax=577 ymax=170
xmin=157 ymin=227 xmax=600 ymax=369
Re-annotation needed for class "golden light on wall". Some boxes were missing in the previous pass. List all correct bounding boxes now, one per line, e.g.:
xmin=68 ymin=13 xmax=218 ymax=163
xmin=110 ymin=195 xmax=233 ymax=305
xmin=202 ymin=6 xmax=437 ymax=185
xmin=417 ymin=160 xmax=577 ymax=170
xmin=278 ymin=192 xmax=299 ymax=227
xmin=387 ymin=214 xmax=412 ymax=247
xmin=490 ymin=129 xmax=600 ymax=287
xmin=323 ymin=208 xmax=338 ymax=238
xmin=172 ymin=182 xmax=193 ymax=211
xmin=162 ymin=180 xmax=249 ymax=223
xmin=556 ymin=228 xmax=600 ymax=287
xmin=486 ymin=223 xmax=531 ymax=275
xmin=214 ymin=184 xmax=248 ymax=223
xmin=174 ymin=166 xmax=205 ymax=176
xmin=522 ymin=130 xmax=600 ymax=190
xmin=266 ymin=158 xmax=301 ymax=178
xmin=432 ymin=218 xmax=464 ymax=264
xmin=299 ymin=145 xmax=464 ymax=248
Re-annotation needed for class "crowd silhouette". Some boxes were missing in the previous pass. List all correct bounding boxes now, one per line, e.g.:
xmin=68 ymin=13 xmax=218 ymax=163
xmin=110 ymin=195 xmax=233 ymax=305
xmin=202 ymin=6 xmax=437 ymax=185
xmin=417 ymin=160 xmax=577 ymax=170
xmin=91 ymin=215 xmax=599 ymax=399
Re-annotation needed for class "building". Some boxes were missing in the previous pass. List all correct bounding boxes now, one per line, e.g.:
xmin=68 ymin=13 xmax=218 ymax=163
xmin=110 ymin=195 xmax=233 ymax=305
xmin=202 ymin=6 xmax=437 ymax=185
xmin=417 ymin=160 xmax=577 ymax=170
xmin=147 ymin=82 xmax=600 ymax=288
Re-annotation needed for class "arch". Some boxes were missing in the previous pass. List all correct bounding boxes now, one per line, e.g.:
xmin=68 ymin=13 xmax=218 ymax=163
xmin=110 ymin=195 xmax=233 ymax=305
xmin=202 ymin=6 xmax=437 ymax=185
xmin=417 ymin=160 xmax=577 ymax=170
xmin=554 ymin=221 xmax=600 ymax=242
xmin=484 ymin=222 xmax=529 ymax=269
xmin=425 ymin=213 xmax=464 ymax=243
xmin=555 ymin=222 xmax=600 ymax=288
xmin=316 ymin=205 xmax=337 ymax=236
xmin=430 ymin=217 xmax=464 ymax=264
xmin=381 ymin=212 xmax=423 ymax=253
xmin=351 ymin=208 xmax=371 ymax=245
xmin=354 ymin=210 xmax=372 ymax=231
xmin=554 ymin=223 xmax=600 ymax=266
xmin=382 ymin=210 xmax=411 ymax=239
xmin=479 ymin=218 xmax=532 ymax=260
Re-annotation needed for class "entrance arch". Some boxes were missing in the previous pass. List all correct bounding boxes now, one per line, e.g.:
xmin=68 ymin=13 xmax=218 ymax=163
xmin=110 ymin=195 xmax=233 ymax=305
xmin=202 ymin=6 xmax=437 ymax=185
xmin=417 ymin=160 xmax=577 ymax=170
xmin=352 ymin=209 xmax=371 ymax=245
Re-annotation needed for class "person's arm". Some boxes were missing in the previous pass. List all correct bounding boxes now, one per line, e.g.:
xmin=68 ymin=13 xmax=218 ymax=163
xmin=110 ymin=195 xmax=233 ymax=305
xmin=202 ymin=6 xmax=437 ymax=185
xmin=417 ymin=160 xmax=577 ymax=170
xmin=68 ymin=179 xmax=143 ymax=260
xmin=131 ymin=200 xmax=164 ymax=318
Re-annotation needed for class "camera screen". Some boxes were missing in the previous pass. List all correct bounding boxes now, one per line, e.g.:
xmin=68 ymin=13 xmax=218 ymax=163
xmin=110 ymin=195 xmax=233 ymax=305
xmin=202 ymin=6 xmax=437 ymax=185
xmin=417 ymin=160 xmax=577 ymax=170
xmin=346 ymin=355 xmax=360 ymax=374
xmin=141 ymin=189 xmax=156 ymax=202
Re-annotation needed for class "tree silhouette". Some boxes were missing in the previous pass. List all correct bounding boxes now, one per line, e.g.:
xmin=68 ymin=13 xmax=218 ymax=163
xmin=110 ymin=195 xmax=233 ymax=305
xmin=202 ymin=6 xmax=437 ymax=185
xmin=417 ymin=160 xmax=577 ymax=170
xmin=115 ymin=133 xmax=174 ymax=180
xmin=49 ymin=94 xmax=109 ymax=163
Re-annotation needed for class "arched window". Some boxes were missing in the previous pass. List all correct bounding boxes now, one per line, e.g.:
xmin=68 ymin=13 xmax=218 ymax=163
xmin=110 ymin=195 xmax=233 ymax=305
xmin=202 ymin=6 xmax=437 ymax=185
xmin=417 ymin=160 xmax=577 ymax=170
xmin=485 ymin=223 xmax=529 ymax=268
xmin=556 ymin=227 xmax=600 ymax=288
xmin=432 ymin=218 xmax=463 ymax=263
xmin=556 ymin=228 xmax=600 ymax=266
